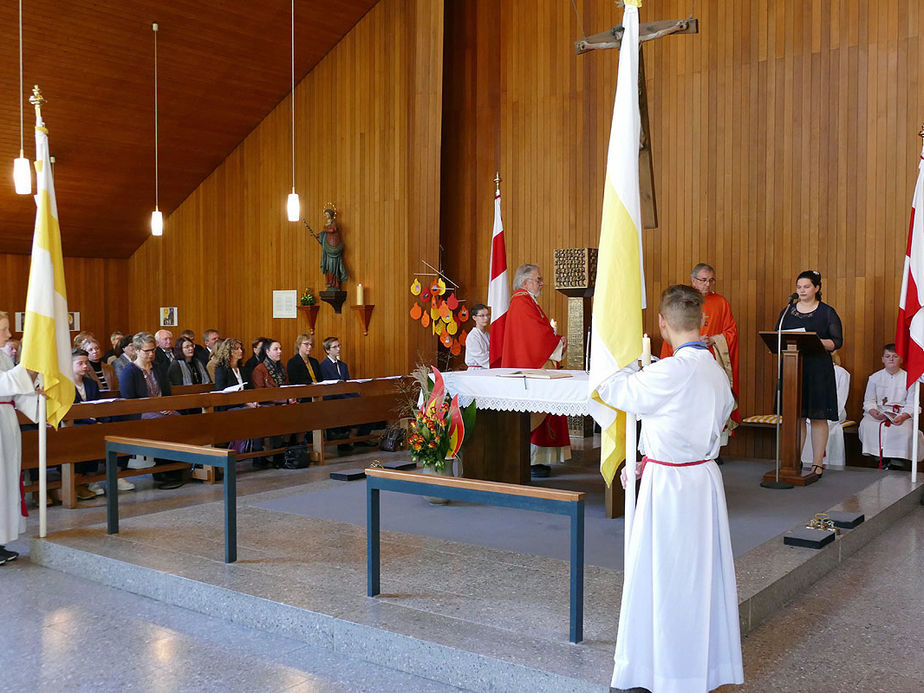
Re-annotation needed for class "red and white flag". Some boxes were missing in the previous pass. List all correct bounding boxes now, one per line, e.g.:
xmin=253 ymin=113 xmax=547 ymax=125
xmin=487 ymin=189 xmax=510 ymax=367
xmin=896 ymin=142 xmax=924 ymax=388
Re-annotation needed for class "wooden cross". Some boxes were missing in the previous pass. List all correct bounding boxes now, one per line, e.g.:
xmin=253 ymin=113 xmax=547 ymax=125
xmin=576 ymin=13 xmax=699 ymax=230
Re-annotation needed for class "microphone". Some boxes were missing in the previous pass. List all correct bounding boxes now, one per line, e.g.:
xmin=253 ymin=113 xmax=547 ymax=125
xmin=787 ymin=292 xmax=798 ymax=303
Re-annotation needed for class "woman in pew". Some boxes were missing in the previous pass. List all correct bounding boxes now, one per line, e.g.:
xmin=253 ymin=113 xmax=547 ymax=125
xmin=167 ymin=336 xmax=211 ymax=388
xmin=286 ymin=333 xmax=322 ymax=386
xmin=120 ymin=332 xmax=183 ymax=488
xmin=250 ymin=339 xmax=295 ymax=469
xmin=78 ymin=336 xmax=119 ymax=393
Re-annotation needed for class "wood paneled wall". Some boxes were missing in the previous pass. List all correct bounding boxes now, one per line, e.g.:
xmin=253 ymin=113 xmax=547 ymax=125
xmin=127 ymin=0 xmax=443 ymax=378
xmin=441 ymin=0 xmax=924 ymax=457
xmin=0 ymin=252 xmax=128 ymax=340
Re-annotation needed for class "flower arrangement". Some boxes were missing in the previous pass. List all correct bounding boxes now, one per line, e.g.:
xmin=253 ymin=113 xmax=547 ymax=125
xmin=300 ymin=288 xmax=316 ymax=306
xmin=407 ymin=366 xmax=476 ymax=471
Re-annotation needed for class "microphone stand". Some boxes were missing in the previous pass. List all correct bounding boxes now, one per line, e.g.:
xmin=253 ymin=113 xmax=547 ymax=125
xmin=761 ymin=298 xmax=796 ymax=490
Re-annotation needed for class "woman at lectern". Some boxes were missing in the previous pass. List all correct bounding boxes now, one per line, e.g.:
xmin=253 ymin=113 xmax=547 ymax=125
xmin=776 ymin=270 xmax=843 ymax=478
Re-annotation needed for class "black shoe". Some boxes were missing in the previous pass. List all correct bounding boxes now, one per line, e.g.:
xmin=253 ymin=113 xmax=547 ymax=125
xmin=0 ymin=547 xmax=19 ymax=563
xmin=531 ymin=464 xmax=551 ymax=478
xmin=715 ymin=455 xmax=725 ymax=465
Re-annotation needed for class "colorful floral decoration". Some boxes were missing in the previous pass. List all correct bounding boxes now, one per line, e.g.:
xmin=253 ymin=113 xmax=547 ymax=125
xmin=410 ymin=278 xmax=422 ymax=296
xmin=407 ymin=366 xmax=476 ymax=471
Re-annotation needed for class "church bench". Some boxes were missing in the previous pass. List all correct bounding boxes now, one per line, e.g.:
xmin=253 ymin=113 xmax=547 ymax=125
xmin=364 ymin=467 xmax=586 ymax=643
xmin=20 ymin=378 xmax=409 ymax=507
xmin=104 ymin=436 xmax=239 ymax=563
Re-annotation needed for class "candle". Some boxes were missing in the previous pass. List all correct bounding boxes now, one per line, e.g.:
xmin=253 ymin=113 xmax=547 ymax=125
xmin=641 ymin=333 xmax=651 ymax=367
xmin=356 ymin=283 xmax=364 ymax=305
xmin=550 ymin=318 xmax=557 ymax=334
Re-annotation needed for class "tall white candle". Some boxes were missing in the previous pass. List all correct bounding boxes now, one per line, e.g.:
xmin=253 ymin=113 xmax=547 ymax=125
xmin=641 ymin=333 xmax=651 ymax=367
xmin=356 ymin=283 xmax=364 ymax=305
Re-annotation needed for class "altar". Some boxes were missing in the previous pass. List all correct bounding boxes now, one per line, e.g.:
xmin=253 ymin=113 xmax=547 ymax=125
xmin=442 ymin=369 xmax=591 ymax=484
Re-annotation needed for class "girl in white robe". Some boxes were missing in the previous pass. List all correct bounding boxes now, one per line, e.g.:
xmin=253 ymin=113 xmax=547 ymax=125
xmin=0 ymin=314 xmax=40 ymax=556
xmin=596 ymin=286 xmax=743 ymax=693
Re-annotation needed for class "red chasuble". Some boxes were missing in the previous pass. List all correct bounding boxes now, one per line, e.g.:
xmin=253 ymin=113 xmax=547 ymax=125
xmin=501 ymin=289 xmax=570 ymax=449
xmin=660 ymin=291 xmax=740 ymax=423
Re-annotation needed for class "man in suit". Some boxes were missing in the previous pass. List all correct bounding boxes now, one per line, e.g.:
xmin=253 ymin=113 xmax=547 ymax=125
xmin=153 ymin=329 xmax=175 ymax=380
xmin=319 ymin=336 xmax=374 ymax=450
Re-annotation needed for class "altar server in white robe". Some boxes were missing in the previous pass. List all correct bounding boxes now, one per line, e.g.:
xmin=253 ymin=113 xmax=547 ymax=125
xmin=858 ymin=343 xmax=924 ymax=466
xmin=596 ymin=285 xmax=743 ymax=693
xmin=0 ymin=311 xmax=40 ymax=563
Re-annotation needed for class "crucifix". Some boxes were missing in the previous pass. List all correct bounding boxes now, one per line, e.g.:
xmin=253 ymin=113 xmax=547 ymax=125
xmin=575 ymin=3 xmax=699 ymax=229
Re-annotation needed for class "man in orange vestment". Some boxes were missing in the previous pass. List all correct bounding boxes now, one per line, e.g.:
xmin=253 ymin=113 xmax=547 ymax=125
xmin=660 ymin=263 xmax=739 ymax=450
xmin=501 ymin=264 xmax=570 ymax=477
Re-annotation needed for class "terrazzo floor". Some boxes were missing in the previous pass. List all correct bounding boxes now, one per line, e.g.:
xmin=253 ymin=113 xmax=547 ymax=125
xmin=5 ymin=444 xmax=923 ymax=692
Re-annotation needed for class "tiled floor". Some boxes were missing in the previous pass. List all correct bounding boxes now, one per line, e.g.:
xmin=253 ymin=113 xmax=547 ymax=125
xmin=5 ymin=450 xmax=923 ymax=692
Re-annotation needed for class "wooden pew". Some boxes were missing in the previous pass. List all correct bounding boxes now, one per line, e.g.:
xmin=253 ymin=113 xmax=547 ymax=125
xmin=21 ymin=378 xmax=410 ymax=508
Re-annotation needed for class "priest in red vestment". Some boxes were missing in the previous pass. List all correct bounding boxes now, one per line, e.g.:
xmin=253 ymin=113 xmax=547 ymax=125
xmin=501 ymin=264 xmax=570 ymax=476
xmin=660 ymin=263 xmax=740 ymax=442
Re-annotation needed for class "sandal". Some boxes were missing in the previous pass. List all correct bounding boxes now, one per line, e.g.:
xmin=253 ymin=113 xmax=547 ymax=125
xmin=811 ymin=464 xmax=824 ymax=478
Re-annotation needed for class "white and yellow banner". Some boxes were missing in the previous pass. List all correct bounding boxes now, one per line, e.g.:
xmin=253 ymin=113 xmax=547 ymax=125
xmin=20 ymin=116 xmax=74 ymax=427
xmin=588 ymin=1 xmax=646 ymax=487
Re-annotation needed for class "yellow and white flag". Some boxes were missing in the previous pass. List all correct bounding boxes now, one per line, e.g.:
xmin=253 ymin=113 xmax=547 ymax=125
xmin=588 ymin=0 xmax=646 ymax=487
xmin=20 ymin=112 xmax=74 ymax=427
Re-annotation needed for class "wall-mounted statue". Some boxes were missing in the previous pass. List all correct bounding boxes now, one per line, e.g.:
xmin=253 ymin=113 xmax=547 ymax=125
xmin=307 ymin=204 xmax=348 ymax=290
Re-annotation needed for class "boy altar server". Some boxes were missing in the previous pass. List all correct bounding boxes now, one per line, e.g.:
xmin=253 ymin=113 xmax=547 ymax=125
xmin=596 ymin=285 xmax=743 ymax=693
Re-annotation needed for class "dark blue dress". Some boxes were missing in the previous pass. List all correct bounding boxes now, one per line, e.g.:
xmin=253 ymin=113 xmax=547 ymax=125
xmin=776 ymin=301 xmax=843 ymax=421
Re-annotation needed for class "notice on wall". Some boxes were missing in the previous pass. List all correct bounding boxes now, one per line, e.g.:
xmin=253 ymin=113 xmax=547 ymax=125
xmin=272 ymin=290 xmax=298 ymax=319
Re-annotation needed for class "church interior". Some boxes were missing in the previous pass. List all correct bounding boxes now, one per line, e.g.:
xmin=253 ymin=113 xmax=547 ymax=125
xmin=2 ymin=1 xmax=923 ymax=691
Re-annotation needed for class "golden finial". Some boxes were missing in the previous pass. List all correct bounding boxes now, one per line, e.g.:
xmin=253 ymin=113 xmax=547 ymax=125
xmin=30 ymin=85 xmax=46 ymax=124
xmin=494 ymin=171 xmax=502 ymax=194
xmin=919 ymin=123 xmax=924 ymax=140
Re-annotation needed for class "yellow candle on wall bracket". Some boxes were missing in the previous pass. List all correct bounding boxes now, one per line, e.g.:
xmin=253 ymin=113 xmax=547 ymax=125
xmin=641 ymin=333 xmax=651 ymax=367
xmin=356 ymin=283 xmax=364 ymax=305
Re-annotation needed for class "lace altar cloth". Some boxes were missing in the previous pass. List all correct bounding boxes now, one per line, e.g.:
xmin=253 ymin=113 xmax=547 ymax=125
xmin=440 ymin=369 xmax=591 ymax=416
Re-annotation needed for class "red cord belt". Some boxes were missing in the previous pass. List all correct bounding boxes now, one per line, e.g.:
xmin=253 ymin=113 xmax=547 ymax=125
xmin=639 ymin=455 xmax=709 ymax=476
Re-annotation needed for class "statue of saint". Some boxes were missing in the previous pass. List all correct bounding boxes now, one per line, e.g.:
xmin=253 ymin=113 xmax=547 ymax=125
xmin=307 ymin=205 xmax=348 ymax=290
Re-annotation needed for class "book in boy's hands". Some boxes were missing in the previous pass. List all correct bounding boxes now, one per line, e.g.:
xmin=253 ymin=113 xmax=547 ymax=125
xmin=498 ymin=369 xmax=572 ymax=379
xmin=878 ymin=405 xmax=903 ymax=423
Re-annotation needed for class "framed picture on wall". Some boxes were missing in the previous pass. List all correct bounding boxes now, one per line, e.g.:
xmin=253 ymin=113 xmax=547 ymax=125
xmin=14 ymin=312 xmax=24 ymax=333
xmin=67 ymin=312 xmax=81 ymax=331
xmin=160 ymin=306 xmax=178 ymax=327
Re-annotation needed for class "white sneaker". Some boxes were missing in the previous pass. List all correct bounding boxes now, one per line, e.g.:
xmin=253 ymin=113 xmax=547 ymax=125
xmin=126 ymin=455 xmax=156 ymax=469
xmin=117 ymin=478 xmax=136 ymax=491
xmin=87 ymin=482 xmax=106 ymax=496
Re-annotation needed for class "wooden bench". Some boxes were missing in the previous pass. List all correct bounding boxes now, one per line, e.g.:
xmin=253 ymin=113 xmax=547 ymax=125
xmin=364 ymin=467 xmax=587 ymax=643
xmin=20 ymin=378 xmax=409 ymax=508
xmin=104 ymin=436 xmax=239 ymax=563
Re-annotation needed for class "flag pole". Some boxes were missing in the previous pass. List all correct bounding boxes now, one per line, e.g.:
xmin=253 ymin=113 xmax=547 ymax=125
xmin=623 ymin=334 xmax=651 ymax=560
xmin=37 ymin=374 xmax=47 ymax=537
xmin=912 ymin=381 xmax=919 ymax=484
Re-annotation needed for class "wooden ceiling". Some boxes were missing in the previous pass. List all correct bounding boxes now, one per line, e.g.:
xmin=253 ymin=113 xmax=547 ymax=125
xmin=0 ymin=0 xmax=377 ymax=258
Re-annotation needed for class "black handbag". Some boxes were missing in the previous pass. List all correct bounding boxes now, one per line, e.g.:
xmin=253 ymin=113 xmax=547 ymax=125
xmin=378 ymin=427 xmax=405 ymax=452
xmin=283 ymin=444 xmax=311 ymax=469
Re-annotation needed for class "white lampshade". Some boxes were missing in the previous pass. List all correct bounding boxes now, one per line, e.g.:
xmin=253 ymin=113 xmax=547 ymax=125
xmin=13 ymin=156 xmax=31 ymax=194
xmin=151 ymin=209 xmax=163 ymax=236
xmin=287 ymin=192 xmax=300 ymax=222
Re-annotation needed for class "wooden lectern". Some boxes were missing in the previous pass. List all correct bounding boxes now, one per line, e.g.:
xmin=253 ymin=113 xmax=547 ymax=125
xmin=759 ymin=331 xmax=827 ymax=486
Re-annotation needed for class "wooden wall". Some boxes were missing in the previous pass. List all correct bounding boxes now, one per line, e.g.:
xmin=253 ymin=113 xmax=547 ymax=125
xmin=441 ymin=0 xmax=924 ymax=457
xmin=0 ymin=252 xmax=128 ymax=341
xmin=127 ymin=0 xmax=443 ymax=377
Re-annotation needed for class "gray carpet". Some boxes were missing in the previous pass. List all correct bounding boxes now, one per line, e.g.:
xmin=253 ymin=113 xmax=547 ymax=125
xmin=254 ymin=459 xmax=885 ymax=570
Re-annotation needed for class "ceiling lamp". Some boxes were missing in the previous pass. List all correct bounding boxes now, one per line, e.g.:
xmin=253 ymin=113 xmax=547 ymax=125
xmin=151 ymin=22 xmax=163 ymax=236
xmin=286 ymin=0 xmax=300 ymax=222
xmin=13 ymin=0 xmax=31 ymax=195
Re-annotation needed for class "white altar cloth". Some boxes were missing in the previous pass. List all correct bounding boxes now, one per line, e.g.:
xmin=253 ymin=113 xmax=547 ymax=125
xmin=441 ymin=369 xmax=590 ymax=416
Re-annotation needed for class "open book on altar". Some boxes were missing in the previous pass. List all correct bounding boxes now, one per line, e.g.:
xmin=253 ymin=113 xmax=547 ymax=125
xmin=498 ymin=369 xmax=573 ymax=379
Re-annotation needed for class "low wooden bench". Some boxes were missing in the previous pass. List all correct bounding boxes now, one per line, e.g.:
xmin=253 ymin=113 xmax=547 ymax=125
xmin=20 ymin=378 xmax=409 ymax=507
xmin=104 ymin=436 xmax=239 ymax=563
xmin=364 ymin=467 xmax=587 ymax=643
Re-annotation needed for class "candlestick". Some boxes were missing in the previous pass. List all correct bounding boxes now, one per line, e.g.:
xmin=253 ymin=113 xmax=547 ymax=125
xmin=641 ymin=333 xmax=651 ymax=367
xmin=356 ymin=283 xmax=364 ymax=305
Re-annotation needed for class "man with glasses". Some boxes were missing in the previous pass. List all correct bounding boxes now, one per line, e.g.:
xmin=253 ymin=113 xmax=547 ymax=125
xmin=464 ymin=304 xmax=491 ymax=369
xmin=501 ymin=264 xmax=569 ymax=477
xmin=660 ymin=263 xmax=739 ymax=454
